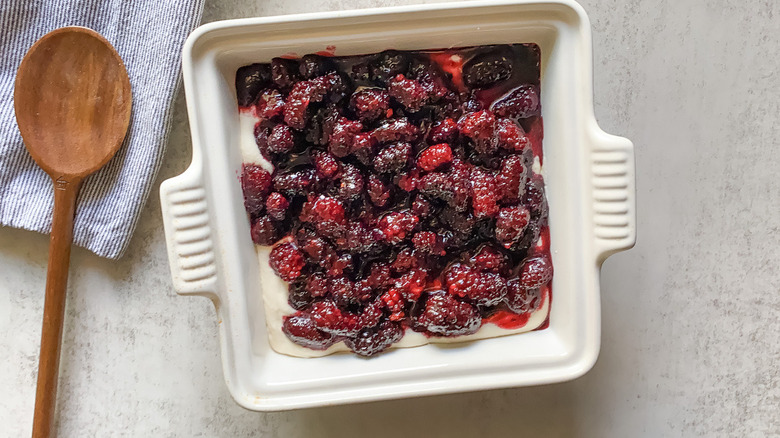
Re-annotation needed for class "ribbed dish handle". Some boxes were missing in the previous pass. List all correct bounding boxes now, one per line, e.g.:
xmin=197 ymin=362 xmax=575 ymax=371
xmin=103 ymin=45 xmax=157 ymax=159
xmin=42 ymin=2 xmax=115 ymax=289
xmin=590 ymin=129 xmax=637 ymax=264
xmin=160 ymin=162 xmax=218 ymax=298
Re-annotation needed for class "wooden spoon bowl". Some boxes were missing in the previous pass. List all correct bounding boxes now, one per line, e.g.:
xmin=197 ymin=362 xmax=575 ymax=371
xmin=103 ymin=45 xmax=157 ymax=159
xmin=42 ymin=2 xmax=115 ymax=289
xmin=14 ymin=27 xmax=131 ymax=438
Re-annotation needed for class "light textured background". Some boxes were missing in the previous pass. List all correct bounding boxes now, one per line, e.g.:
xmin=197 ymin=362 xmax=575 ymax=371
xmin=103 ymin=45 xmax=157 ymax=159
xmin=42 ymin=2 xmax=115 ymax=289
xmin=2 ymin=0 xmax=779 ymax=436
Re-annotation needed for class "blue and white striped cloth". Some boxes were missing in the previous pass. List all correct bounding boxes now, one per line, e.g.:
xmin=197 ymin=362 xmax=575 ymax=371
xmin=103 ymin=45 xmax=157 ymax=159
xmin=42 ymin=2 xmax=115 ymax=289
xmin=0 ymin=0 xmax=204 ymax=259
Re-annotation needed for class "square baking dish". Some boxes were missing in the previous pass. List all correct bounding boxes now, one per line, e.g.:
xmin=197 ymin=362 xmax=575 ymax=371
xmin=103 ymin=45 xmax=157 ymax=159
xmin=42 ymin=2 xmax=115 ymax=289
xmin=160 ymin=0 xmax=635 ymax=411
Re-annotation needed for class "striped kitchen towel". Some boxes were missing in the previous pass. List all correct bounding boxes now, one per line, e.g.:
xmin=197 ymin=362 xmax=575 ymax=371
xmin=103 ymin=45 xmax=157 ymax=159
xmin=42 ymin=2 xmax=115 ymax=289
xmin=0 ymin=0 xmax=204 ymax=259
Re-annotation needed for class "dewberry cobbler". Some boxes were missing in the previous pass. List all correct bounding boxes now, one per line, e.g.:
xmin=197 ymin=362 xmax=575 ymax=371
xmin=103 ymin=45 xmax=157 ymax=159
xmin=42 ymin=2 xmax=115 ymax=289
xmin=236 ymin=45 xmax=552 ymax=357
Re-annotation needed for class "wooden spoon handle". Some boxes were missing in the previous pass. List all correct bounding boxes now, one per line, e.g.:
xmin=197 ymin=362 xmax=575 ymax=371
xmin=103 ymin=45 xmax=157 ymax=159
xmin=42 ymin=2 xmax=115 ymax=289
xmin=32 ymin=175 xmax=82 ymax=438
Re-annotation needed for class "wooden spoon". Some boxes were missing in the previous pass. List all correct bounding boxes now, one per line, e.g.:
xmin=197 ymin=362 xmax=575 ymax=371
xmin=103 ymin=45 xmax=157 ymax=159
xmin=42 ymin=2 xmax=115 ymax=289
xmin=14 ymin=27 xmax=131 ymax=438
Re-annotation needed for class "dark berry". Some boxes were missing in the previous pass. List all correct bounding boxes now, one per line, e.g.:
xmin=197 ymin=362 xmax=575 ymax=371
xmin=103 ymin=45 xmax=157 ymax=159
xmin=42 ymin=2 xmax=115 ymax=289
xmin=301 ymin=195 xmax=346 ymax=224
xmin=415 ymin=291 xmax=481 ymax=337
xmin=282 ymin=314 xmax=337 ymax=350
xmin=337 ymin=164 xmax=364 ymax=201
xmin=328 ymin=116 xmax=363 ymax=157
xmin=345 ymin=321 xmax=403 ymax=357
xmin=306 ymin=273 xmax=331 ymax=298
xmin=518 ymin=255 xmax=553 ymax=289
xmin=412 ymin=231 xmax=444 ymax=255
xmin=463 ymin=48 xmax=512 ymax=88
xmin=326 ymin=253 xmax=354 ymax=278
xmin=308 ymin=300 xmax=360 ymax=336
xmin=241 ymin=164 xmax=272 ymax=217
xmin=418 ymin=172 xmax=454 ymax=202
xmin=411 ymin=196 xmax=433 ymax=217
xmin=255 ymin=89 xmax=285 ymax=120
xmin=492 ymin=84 xmax=540 ymax=119
xmin=271 ymin=57 xmax=298 ymax=89
xmin=505 ymin=278 xmax=542 ymax=314
xmin=288 ymin=281 xmax=314 ymax=310
xmin=470 ymin=167 xmax=499 ymax=218
xmin=267 ymin=124 xmax=294 ymax=154
xmin=523 ymin=174 xmax=548 ymax=219
xmin=388 ymin=74 xmax=429 ymax=112
xmin=273 ymin=169 xmax=316 ymax=197
xmin=299 ymin=54 xmax=336 ymax=79
xmin=350 ymin=88 xmax=390 ymax=122
xmin=351 ymin=133 xmax=376 ymax=165
xmin=441 ymin=207 xmax=477 ymax=235
xmin=300 ymin=236 xmax=331 ymax=263
xmin=459 ymin=110 xmax=498 ymax=154
xmin=312 ymin=150 xmax=340 ymax=179
xmin=371 ymin=118 xmax=419 ymax=144
xmin=367 ymin=175 xmax=392 ymax=208
xmin=444 ymin=264 xmax=507 ymax=306
xmin=495 ymin=118 xmax=530 ymax=151
xmin=250 ymin=216 xmax=278 ymax=245
xmin=427 ymin=118 xmax=458 ymax=144
xmin=370 ymin=50 xmax=409 ymax=83
xmin=391 ymin=248 xmax=421 ymax=274
xmin=495 ymin=205 xmax=530 ymax=245
xmin=265 ymin=192 xmax=289 ymax=221
xmin=269 ymin=242 xmax=305 ymax=282
xmin=373 ymin=142 xmax=412 ymax=173
xmin=378 ymin=211 xmax=419 ymax=243
xmin=284 ymin=73 xmax=345 ymax=129
xmin=330 ymin=276 xmax=358 ymax=306
xmin=236 ymin=63 xmax=272 ymax=107
xmin=470 ymin=245 xmax=506 ymax=273
xmin=496 ymin=155 xmax=527 ymax=203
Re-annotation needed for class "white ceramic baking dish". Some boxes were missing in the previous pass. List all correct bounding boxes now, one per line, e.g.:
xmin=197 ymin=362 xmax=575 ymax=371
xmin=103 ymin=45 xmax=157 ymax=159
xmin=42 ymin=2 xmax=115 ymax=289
xmin=160 ymin=0 xmax=635 ymax=411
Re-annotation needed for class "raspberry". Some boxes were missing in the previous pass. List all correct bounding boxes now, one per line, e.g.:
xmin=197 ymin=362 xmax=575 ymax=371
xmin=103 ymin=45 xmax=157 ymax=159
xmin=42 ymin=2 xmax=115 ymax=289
xmin=523 ymin=174 xmax=548 ymax=219
xmin=236 ymin=63 xmax=271 ymax=106
xmin=459 ymin=110 xmax=498 ymax=154
xmin=391 ymin=248 xmax=421 ymax=274
xmin=463 ymin=48 xmax=512 ymax=88
xmin=444 ymin=264 xmax=507 ymax=306
xmin=371 ymin=118 xmax=419 ymax=144
xmin=345 ymin=321 xmax=403 ymax=357
xmin=271 ymin=57 xmax=298 ymax=89
xmin=350 ymin=88 xmax=390 ymax=122
xmin=415 ymin=291 xmax=481 ymax=337
xmin=470 ymin=167 xmax=499 ymax=218
xmin=388 ymin=74 xmax=429 ymax=112
xmin=273 ymin=169 xmax=316 ymax=197
xmin=373 ymin=142 xmax=412 ymax=173
xmin=381 ymin=289 xmax=406 ymax=320
xmin=241 ymin=164 xmax=272 ymax=217
xmin=427 ymin=118 xmax=458 ymax=144
xmin=299 ymin=54 xmax=336 ymax=79
xmin=329 ymin=117 xmax=362 ymax=157
xmin=367 ymin=175 xmax=392 ymax=208
xmin=449 ymin=159 xmax=473 ymax=211
xmin=505 ymin=278 xmax=542 ymax=314
xmin=265 ymin=192 xmax=289 ymax=221
xmin=495 ymin=118 xmax=530 ymax=151
xmin=395 ymin=268 xmax=428 ymax=301
xmin=378 ymin=211 xmax=419 ymax=243
xmin=288 ymin=281 xmax=314 ymax=310
xmin=395 ymin=168 xmax=420 ymax=192
xmin=470 ymin=245 xmax=506 ymax=273
xmin=306 ymin=273 xmax=331 ymax=298
xmin=266 ymin=124 xmax=294 ymax=154
xmin=282 ymin=314 xmax=337 ymax=350
xmin=495 ymin=205 xmax=530 ymax=245
xmin=312 ymin=150 xmax=340 ymax=179
xmin=417 ymin=143 xmax=453 ymax=171
xmin=495 ymin=155 xmax=527 ymax=203
xmin=412 ymin=231 xmax=444 ymax=255
xmin=366 ymin=263 xmax=392 ymax=288
xmin=255 ymin=89 xmax=285 ymax=120
xmin=337 ymin=164 xmax=364 ymax=201
xmin=357 ymin=298 xmax=384 ymax=328
xmin=269 ymin=242 xmax=305 ymax=281
xmin=308 ymin=300 xmax=360 ymax=336
xmin=518 ymin=255 xmax=553 ymax=289
xmin=492 ymin=84 xmax=540 ymax=119
xmin=306 ymin=195 xmax=346 ymax=223
xmin=250 ymin=216 xmax=278 ymax=245
xmin=411 ymin=195 xmax=433 ymax=217
xmin=370 ymin=50 xmax=410 ymax=83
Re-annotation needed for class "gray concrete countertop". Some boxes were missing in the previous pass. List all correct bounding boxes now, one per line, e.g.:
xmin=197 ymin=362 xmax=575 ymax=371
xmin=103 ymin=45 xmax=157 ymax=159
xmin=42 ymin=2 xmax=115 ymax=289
xmin=2 ymin=0 xmax=778 ymax=436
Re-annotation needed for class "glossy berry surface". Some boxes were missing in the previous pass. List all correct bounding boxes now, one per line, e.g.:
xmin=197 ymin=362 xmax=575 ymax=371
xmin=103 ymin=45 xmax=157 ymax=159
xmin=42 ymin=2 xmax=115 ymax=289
xmin=237 ymin=44 xmax=551 ymax=357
